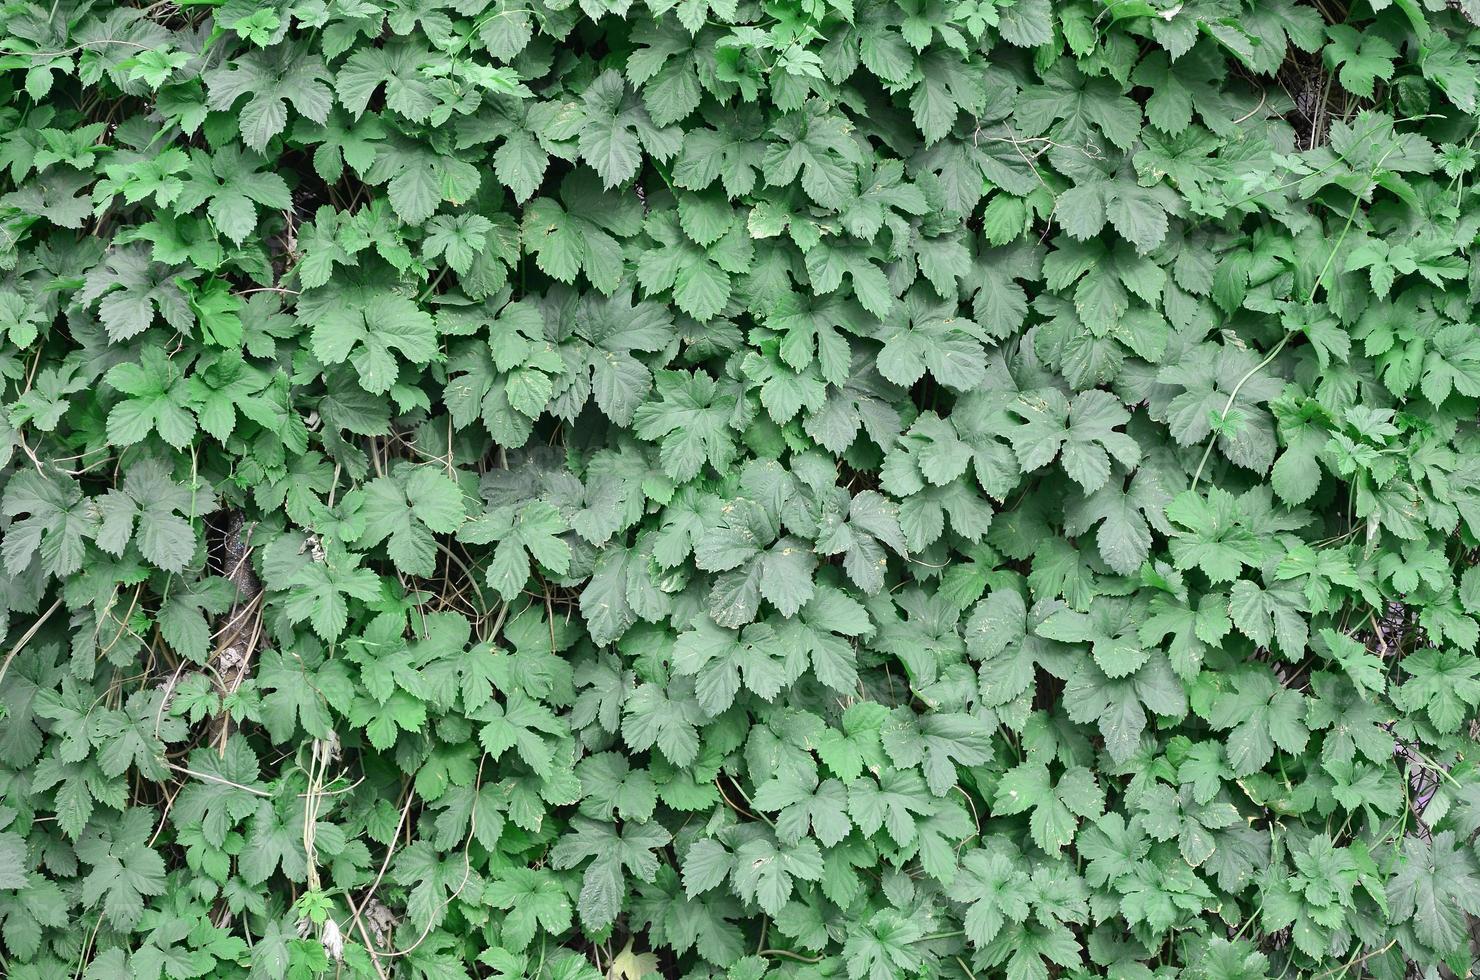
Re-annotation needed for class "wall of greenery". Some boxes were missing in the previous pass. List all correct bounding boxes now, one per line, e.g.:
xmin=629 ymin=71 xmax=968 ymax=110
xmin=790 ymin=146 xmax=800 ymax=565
xmin=1 ymin=0 xmax=1480 ymax=977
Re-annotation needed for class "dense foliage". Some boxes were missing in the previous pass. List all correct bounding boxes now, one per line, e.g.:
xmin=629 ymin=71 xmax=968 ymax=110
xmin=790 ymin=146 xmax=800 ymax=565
xmin=7 ymin=0 xmax=1480 ymax=978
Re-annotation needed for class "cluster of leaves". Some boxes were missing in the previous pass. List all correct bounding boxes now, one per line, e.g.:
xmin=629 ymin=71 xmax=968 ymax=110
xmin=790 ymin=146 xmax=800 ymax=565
xmin=7 ymin=0 xmax=1480 ymax=978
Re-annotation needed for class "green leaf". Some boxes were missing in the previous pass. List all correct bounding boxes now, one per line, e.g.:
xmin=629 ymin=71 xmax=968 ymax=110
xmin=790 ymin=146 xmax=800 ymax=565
xmin=992 ymin=762 xmax=1104 ymax=854
xmin=550 ymin=816 xmax=671 ymax=930
xmin=1324 ymin=26 xmax=1397 ymax=99
xmin=76 ymin=810 xmax=167 ymax=930
xmin=358 ymin=465 xmax=467 ymax=576
xmin=1388 ymin=833 xmax=1480 ymax=954
xmin=94 ymin=457 xmax=206 ymax=572
xmin=297 ymin=273 xmax=439 ymax=395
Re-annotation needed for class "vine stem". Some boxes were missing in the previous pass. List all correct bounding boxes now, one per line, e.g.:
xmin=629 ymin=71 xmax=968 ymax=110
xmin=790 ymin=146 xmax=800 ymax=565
xmin=1188 ymin=330 xmax=1293 ymax=493
xmin=0 ymin=38 xmax=151 ymax=58
xmin=1310 ymin=939 xmax=1397 ymax=980
xmin=0 ymin=595 xmax=62 ymax=689
xmin=1187 ymin=159 xmax=1376 ymax=494
xmin=758 ymin=949 xmax=825 ymax=963
xmin=344 ymin=785 xmax=415 ymax=980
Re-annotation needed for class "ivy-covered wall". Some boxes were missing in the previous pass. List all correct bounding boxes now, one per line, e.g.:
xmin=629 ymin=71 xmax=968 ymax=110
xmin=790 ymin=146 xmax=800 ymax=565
xmin=2 ymin=0 xmax=1480 ymax=978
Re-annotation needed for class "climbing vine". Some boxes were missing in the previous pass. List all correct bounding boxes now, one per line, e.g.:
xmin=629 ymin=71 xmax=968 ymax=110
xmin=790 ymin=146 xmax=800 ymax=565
xmin=2 ymin=0 xmax=1480 ymax=979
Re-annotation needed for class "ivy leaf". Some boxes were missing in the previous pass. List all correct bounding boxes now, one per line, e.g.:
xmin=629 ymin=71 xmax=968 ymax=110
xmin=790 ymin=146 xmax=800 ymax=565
xmin=1165 ymin=489 xmax=1264 ymax=584
xmin=172 ymin=737 xmax=266 ymax=847
xmin=76 ymin=810 xmax=167 ymax=930
xmin=484 ymin=868 xmax=573 ymax=950
xmin=848 ymin=769 xmax=934 ymax=846
xmin=2 ymin=469 xmax=96 ymax=577
xmin=636 ymin=209 xmax=750 ymax=321
xmin=358 ymin=464 xmax=466 ymax=576
xmin=0 ymin=832 xmax=27 ymax=890
xmin=1007 ymin=388 xmax=1140 ymax=494
xmin=1228 ymin=578 xmax=1309 ymax=660
xmin=672 ymin=616 xmax=792 ymax=714
xmin=575 ymin=752 xmax=657 ymax=824
xmin=843 ymin=911 xmax=928 ymax=980
xmin=992 ymin=762 xmax=1105 ymax=854
xmin=460 ymin=500 xmax=571 ymax=599
xmin=1063 ymin=654 xmax=1187 ymax=763
xmin=812 ymin=702 xmax=889 ymax=784
xmin=752 ymin=771 xmax=852 ymax=848
xmin=1205 ymin=668 xmax=1309 ymax=776
xmin=875 ymin=288 xmax=987 ymax=388
xmin=693 ymin=498 xmax=817 ymax=626
xmin=206 ymin=45 xmax=332 ymax=151
xmin=422 ymin=213 xmax=493 ymax=276
xmin=1138 ymin=783 xmax=1241 ymax=867
xmin=103 ymin=348 xmax=198 ymax=449
xmin=79 ymin=245 xmax=192 ymax=342
xmin=881 ymin=708 xmax=994 ymax=796
xmin=474 ymin=690 xmax=564 ymax=778
xmin=622 ymin=682 xmax=703 ymax=767
xmin=633 ymin=370 xmax=740 ymax=484
xmin=550 ymin=816 xmax=672 ymax=931
xmin=173 ymin=146 xmax=292 ymax=244
xmin=1324 ymin=26 xmax=1397 ymax=99
xmin=255 ymin=645 xmax=355 ymax=740
xmin=948 ymin=851 xmax=1030 ymax=945
xmin=732 ymin=836 xmax=825 ymax=913
xmin=1388 ymin=832 xmax=1480 ymax=954
xmin=279 ymin=543 xmax=384 ymax=642
xmin=1394 ymin=647 xmax=1480 ymax=733
xmin=763 ymin=108 xmax=861 ymax=209
xmin=815 ymin=489 xmax=908 ymax=595
xmin=94 ymin=457 xmax=206 ymax=572
xmin=364 ymin=133 xmax=482 ymax=225
xmin=336 ymin=39 xmax=438 ymax=122
xmin=297 ymin=273 xmax=439 ymax=395
xmin=1017 ymin=62 xmax=1142 ymax=152
xmin=576 ymin=70 xmax=682 ymax=188
xmin=521 ymin=169 xmax=644 ymax=294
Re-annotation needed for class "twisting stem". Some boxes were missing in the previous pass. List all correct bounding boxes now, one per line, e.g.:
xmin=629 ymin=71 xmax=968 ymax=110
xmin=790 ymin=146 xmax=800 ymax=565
xmin=1188 ymin=181 xmax=1370 ymax=494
